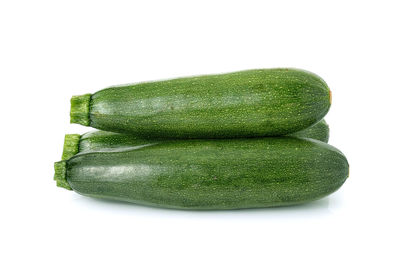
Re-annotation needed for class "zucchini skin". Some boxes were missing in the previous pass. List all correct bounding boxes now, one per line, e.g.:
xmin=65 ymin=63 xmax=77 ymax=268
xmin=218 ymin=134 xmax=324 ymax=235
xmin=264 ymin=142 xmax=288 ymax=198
xmin=70 ymin=69 xmax=331 ymax=138
xmin=60 ymin=120 xmax=329 ymax=160
xmin=61 ymin=131 xmax=155 ymax=160
xmin=289 ymin=119 xmax=329 ymax=143
xmin=55 ymin=137 xmax=348 ymax=210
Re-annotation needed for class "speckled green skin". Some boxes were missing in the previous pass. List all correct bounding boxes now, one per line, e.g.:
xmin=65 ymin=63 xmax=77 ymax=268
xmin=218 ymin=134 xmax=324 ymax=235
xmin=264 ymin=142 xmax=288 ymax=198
xmin=68 ymin=120 xmax=328 ymax=156
xmin=289 ymin=119 xmax=329 ymax=142
xmin=71 ymin=69 xmax=331 ymax=138
xmin=79 ymin=131 xmax=159 ymax=152
xmin=55 ymin=137 xmax=348 ymax=209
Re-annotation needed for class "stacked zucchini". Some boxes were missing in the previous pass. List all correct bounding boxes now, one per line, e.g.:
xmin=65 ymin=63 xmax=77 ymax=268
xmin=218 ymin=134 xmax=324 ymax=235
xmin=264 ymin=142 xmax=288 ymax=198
xmin=54 ymin=69 xmax=348 ymax=209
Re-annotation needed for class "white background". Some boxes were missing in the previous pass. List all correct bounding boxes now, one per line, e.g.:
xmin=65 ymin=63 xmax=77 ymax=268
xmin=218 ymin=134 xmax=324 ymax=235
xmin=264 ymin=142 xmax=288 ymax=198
xmin=1 ymin=0 xmax=399 ymax=273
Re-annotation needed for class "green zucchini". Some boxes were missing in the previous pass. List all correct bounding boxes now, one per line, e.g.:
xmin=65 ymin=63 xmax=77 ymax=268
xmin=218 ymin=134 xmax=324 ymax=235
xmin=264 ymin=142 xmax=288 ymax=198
xmin=70 ymin=69 xmax=331 ymax=138
xmin=54 ymin=137 xmax=348 ymax=209
xmin=60 ymin=131 xmax=154 ymax=160
xmin=60 ymin=120 xmax=330 ymax=160
xmin=289 ymin=119 xmax=329 ymax=142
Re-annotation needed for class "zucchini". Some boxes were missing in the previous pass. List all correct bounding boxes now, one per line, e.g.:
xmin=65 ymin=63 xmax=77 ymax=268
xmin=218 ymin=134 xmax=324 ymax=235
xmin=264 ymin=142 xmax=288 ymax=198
xmin=289 ymin=119 xmax=329 ymax=142
xmin=70 ymin=69 xmax=331 ymax=138
xmin=54 ymin=137 xmax=348 ymax=209
xmin=60 ymin=120 xmax=330 ymax=160
xmin=60 ymin=131 xmax=155 ymax=160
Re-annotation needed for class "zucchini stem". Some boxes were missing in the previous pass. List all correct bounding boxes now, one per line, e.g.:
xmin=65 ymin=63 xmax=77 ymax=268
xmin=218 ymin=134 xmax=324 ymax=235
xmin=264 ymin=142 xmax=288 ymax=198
xmin=54 ymin=161 xmax=72 ymax=190
xmin=62 ymin=134 xmax=81 ymax=160
xmin=70 ymin=94 xmax=91 ymax=126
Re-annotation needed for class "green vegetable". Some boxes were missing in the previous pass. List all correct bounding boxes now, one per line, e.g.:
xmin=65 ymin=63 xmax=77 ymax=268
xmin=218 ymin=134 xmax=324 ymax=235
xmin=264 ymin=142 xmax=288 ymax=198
xmin=289 ymin=119 xmax=329 ymax=142
xmin=70 ymin=69 xmax=331 ymax=138
xmin=60 ymin=120 xmax=330 ymax=161
xmin=54 ymin=137 xmax=348 ymax=209
xmin=60 ymin=131 xmax=153 ymax=160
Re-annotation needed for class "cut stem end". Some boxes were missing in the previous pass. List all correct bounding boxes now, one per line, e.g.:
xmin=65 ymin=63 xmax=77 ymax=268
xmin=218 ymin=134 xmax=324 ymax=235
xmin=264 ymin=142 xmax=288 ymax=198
xmin=54 ymin=161 xmax=72 ymax=190
xmin=62 ymin=134 xmax=81 ymax=160
xmin=70 ymin=94 xmax=91 ymax=126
